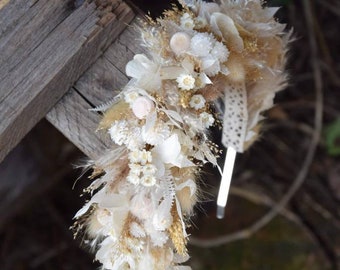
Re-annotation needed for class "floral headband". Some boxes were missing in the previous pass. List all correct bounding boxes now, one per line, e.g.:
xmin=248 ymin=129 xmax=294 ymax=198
xmin=73 ymin=0 xmax=291 ymax=269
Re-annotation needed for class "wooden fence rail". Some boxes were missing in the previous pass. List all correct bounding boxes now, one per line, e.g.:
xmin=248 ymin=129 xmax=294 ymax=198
xmin=0 ymin=0 xmax=135 ymax=162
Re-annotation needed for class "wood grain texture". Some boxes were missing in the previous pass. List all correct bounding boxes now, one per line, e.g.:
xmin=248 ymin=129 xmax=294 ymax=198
xmin=46 ymin=88 xmax=111 ymax=160
xmin=46 ymin=16 xmax=150 ymax=159
xmin=74 ymin=56 xmax=129 ymax=107
xmin=0 ymin=0 xmax=73 ymax=84
xmin=74 ymin=17 xmax=146 ymax=105
xmin=0 ymin=0 xmax=134 ymax=163
xmin=104 ymin=17 xmax=147 ymax=72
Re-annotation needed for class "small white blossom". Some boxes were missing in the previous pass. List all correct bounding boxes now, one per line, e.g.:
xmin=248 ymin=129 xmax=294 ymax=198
xmin=126 ymin=237 xmax=144 ymax=252
xmin=129 ymin=163 xmax=142 ymax=176
xmin=202 ymin=56 xmax=221 ymax=76
xmin=108 ymin=120 xmax=129 ymax=145
xmin=126 ymin=126 xmax=144 ymax=151
xmin=199 ymin=112 xmax=215 ymax=128
xmin=194 ymin=16 xmax=207 ymax=29
xmin=127 ymin=173 xmax=140 ymax=185
xmin=129 ymin=222 xmax=146 ymax=238
xmin=211 ymin=41 xmax=230 ymax=63
xmin=176 ymin=74 xmax=195 ymax=91
xmin=189 ymin=94 xmax=206 ymax=110
xmin=141 ymin=175 xmax=157 ymax=187
xmin=142 ymin=123 xmax=171 ymax=146
xmin=124 ymin=90 xmax=139 ymax=104
xmin=190 ymin=33 xmax=213 ymax=57
xmin=180 ymin=13 xmax=194 ymax=30
xmin=129 ymin=149 xmax=152 ymax=165
xmin=150 ymin=230 xmax=168 ymax=247
xmin=142 ymin=164 xmax=157 ymax=175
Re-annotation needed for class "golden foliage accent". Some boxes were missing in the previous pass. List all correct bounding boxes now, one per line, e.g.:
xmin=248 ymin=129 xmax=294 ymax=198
xmin=98 ymin=101 xmax=132 ymax=130
xmin=168 ymin=206 xmax=187 ymax=255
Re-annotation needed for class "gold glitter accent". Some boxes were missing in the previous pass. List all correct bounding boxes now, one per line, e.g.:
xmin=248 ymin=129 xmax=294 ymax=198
xmin=154 ymin=93 xmax=165 ymax=105
xmin=243 ymin=37 xmax=258 ymax=53
xmin=168 ymin=207 xmax=187 ymax=255
xmin=179 ymin=91 xmax=193 ymax=108
xmin=207 ymin=140 xmax=222 ymax=156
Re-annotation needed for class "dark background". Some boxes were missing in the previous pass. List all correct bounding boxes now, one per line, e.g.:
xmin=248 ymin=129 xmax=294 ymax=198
xmin=1 ymin=0 xmax=340 ymax=269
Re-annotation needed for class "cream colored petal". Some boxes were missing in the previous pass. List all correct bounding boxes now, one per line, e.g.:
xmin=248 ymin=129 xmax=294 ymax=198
xmin=210 ymin=12 xmax=244 ymax=52
xmin=160 ymin=66 xmax=185 ymax=80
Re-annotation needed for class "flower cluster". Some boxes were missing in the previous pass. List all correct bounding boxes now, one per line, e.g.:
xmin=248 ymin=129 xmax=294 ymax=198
xmin=73 ymin=1 xmax=290 ymax=269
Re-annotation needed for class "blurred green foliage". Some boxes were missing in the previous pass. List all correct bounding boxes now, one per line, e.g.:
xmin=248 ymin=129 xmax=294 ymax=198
xmin=324 ymin=118 xmax=340 ymax=156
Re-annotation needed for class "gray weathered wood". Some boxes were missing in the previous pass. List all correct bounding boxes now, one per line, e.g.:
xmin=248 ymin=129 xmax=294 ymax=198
xmin=45 ymin=17 xmax=147 ymax=159
xmin=104 ymin=19 xmax=147 ymax=71
xmin=0 ymin=0 xmax=134 ymax=163
xmin=0 ymin=0 xmax=74 ymax=84
xmin=46 ymin=88 xmax=111 ymax=160
xmin=75 ymin=57 xmax=129 ymax=108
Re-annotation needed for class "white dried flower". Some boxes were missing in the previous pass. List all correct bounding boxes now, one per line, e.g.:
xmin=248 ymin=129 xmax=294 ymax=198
xmin=152 ymin=198 xmax=173 ymax=231
xmin=95 ymin=208 xmax=112 ymax=229
xmin=108 ymin=120 xmax=129 ymax=145
xmin=190 ymin=32 xmax=213 ymax=57
xmin=202 ymin=56 xmax=221 ymax=76
xmin=126 ymin=126 xmax=144 ymax=151
xmin=211 ymin=41 xmax=230 ymax=63
xmin=141 ymin=175 xmax=157 ymax=187
xmin=129 ymin=222 xmax=146 ymax=238
xmin=130 ymin=194 xmax=155 ymax=220
xmin=142 ymin=164 xmax=157 ymax=175
xmin=129 ymin=163 xmax=142 ymax=176
xmin=129 ymin=149 xmax=152 ymax=165
xmin=126 ymin=54 xmax=161 ymax=90
xmin=194 ymin=16 xmax=207 ymax=29
xmin=124 ymin=90 xmax=139 ymax=104
xmin=176 ymin=74 xmax=195 ymax=90
xmin=142 ymin=123 xmax=171 ymax=146
xmin=189 ymin=94 xmax=206 ymax=110
xmin=180 ymin=13 xmax=194 ymax=30
xmin=126 ymin=237 xmax=144 ymax=253
xmin=132 ymin=96 xmax=155 ymax=119
xmin=150 ymin=230 xmax=168 ymax=247
xmin=152 ymin=211 xmax=173 ymax=231
xmin=127 ymin=173 xmax=140 ymax=185
xmin=170 ymin=32 xmax=191 ymax=55
xmin=199 ymin=112 xmax=215 ymax=128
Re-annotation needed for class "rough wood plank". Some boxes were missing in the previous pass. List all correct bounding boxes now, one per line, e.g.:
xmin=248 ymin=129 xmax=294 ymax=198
xmin=46 ymin=88 xmax=111 ymax=160
xmin=45 ymin=16 xmax=145 ymax=159
xmin=1 ymin=2 xmax=98 ymax=100
xmin=73 ymin=17 xmax=147 ymax=109
xmin=104 ymin=18 xmax=147 ymax=72
xmin=0 ymin=0 xmax=34 ymax=33
xmin=74 ymin=17 xmax=146 ymax=102
xmin=0 ymin=0 xmax=134 ymax=163
xmin=75 ymin=56 xmax=129 ymax=107
xmin=47 ymin=16 xmax=148 ymax=159
xmin=0 ymin=0 xmax=74 ymax=84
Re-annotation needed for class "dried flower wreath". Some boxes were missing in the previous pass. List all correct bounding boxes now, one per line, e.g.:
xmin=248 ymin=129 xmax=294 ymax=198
xmin=73 ymin=0 xmax=291 ymax=269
